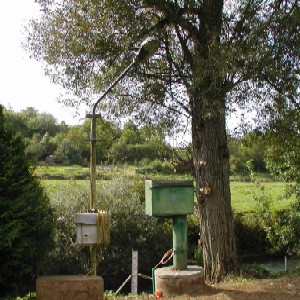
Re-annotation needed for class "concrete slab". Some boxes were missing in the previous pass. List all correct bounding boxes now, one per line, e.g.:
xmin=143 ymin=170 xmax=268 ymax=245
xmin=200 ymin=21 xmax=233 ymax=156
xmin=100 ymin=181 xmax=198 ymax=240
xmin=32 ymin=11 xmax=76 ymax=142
xmin=36 ymin=275 xmax=104 ymax=300
xmin=154 ymin=265 xmax=206 ymax=296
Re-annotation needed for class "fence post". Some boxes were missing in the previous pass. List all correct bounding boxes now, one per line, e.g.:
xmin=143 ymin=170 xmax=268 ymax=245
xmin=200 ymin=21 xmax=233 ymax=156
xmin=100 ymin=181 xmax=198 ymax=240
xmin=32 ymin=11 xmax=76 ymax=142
xmin=131 ymin=249 xmax=138 ymax=294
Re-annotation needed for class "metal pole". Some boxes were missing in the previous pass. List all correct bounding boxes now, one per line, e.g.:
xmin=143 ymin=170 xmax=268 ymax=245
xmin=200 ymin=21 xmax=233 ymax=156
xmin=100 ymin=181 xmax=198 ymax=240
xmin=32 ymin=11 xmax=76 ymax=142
xmin=90 ymin=116 xmax=97 ymax=211
xmin=173 ymin=215 xmax=188 ymax=270
xmin=88 ymin=37 xmax=160 ymax=275
xmin=90 ymin=118 xmax=97 ymax=274
xmin=89 ymin=60 xmax=136 ymax=275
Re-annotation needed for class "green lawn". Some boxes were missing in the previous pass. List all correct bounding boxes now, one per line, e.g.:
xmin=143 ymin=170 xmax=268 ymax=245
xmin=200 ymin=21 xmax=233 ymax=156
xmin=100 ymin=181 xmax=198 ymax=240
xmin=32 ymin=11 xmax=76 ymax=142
xmin=230 ymin=181 xmax=295 ymax=213
xmin=34 ymin=165 xmax=90 ymax=177
xmin=41 ymin=177 xmax=296 ymax=214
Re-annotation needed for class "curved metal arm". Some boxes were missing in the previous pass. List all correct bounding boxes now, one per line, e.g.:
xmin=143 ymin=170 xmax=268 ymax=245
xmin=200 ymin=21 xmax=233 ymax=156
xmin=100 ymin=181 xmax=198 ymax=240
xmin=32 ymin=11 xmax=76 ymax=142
xmin=91 ymin=37 xmax=160 ymax=119
xmin=91 ymin=60 xmax=136 ymax=118
xmin=88 ymin=38 xmax=159 ymax=276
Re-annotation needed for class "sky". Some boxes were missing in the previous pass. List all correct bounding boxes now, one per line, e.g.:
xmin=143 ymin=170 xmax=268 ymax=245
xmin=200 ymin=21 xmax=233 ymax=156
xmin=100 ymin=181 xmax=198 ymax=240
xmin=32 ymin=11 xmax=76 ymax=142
xmin=0 ymin=0 xmax=241 ymax=135
xmin=0 ymin=0 xmax=84 ymax=125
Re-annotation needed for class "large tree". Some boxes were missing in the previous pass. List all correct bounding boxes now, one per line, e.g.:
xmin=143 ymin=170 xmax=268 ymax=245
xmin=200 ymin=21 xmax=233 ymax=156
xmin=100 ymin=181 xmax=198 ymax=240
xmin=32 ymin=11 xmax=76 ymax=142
xmin=26 ymin=0 xmax=299 ymax=281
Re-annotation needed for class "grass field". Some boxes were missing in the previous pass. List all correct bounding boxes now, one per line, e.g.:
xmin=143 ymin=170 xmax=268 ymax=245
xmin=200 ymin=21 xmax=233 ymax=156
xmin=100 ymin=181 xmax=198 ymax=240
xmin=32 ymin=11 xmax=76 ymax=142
xmin=230 ymin=181 xmax=295 ymax=213
xmin=39 ymin=164 xmax=296 ymax=214
xmin=35 ymin=165 xmax=89 ymax=176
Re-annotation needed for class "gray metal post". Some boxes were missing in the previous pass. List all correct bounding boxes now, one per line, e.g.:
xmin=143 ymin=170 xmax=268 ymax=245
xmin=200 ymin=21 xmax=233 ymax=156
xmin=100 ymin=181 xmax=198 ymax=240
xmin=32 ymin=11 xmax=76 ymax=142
xmin=131 ymin=249 xmax=138 ymax=294
xmin=88 ymin=38 xmax=160 ymax=275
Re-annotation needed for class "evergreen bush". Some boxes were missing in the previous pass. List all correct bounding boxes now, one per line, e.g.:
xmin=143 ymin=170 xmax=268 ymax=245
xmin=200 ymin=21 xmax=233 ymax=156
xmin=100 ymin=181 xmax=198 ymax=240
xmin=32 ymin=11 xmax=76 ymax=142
xmin=0 ymin=105 xmax=55 ymax=297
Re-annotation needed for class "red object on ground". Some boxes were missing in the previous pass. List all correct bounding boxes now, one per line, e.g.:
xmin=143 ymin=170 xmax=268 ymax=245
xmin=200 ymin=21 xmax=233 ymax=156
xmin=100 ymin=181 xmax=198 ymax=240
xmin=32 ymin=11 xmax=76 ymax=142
xmin=154 ymin=290 xmax=164 ymax=298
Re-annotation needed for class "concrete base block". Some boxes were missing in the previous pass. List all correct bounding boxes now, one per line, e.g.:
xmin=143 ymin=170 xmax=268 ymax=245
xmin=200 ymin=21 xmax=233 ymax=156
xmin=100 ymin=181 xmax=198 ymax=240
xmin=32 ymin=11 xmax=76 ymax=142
xmin=154 ymin=265 xmax=206 ymax=296
xmin=36 ymin=275 xmax=104 ymax=300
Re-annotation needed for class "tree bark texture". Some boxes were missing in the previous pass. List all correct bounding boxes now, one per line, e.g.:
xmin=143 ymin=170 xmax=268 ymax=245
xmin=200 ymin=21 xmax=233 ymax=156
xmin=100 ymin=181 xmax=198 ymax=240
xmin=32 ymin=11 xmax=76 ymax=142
xmin=189 ymin=0 xmax=237 ymax=282
xmin=191 ymin=92 xmax=237 ymax=282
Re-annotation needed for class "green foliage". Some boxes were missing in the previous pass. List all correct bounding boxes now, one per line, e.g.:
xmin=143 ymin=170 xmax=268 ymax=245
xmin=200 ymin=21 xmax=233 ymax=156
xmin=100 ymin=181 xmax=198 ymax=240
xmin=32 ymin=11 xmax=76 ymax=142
xmin=96 ymin=177 xmax=172 ymax=283
xmin=228 ymin=132 xmax=266 ymax=174
xmin=248 ymin=162 xmax=300 ymax=256
xmin=0 ymin=105 xmax=55 ymax=297
xmin=234 ymin=213 xmax=269 ymax=256
xmin=254 ymin=203 xmax=300 ymax=256
xmin=54 ymin=138 xmax=85 ymax=165
xmin=265 ymin=109 xmax=300 ymax=199
xmin=3 ymin=107 xmax=172 ymax=166
xmin=5 ymin=107 xmax=59 ymax=138
xmin=187 ymin=214 xmax=201 ymax=263
xmin=24 ymin=133 xmax=45 ymax=162
xmin=141 ymin=159 xmax=173 ymax=174
xmin=40 ymin=182 xmax=90 ymax=275
xmin=17 ymin=292 xmax=36 ymax=300
xmin=110 ymin=121 xmax=172 ymax=164
xmin=42 ymin=177 xmax=172 ymax=288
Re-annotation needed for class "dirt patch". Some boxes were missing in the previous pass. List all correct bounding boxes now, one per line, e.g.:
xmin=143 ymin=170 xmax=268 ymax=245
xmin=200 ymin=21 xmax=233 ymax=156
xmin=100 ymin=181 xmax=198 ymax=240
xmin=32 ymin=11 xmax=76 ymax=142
xmin=202 ymin=276 xmax=300 ymax=300
xmin=112 ymin=276 xmax=300 ymax=300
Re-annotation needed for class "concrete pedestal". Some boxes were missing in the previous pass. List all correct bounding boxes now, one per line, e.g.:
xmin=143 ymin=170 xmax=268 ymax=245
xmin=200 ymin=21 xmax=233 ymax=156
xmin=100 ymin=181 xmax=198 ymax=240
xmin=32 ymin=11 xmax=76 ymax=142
xmin=154 ymin=266 xmax=206 ymax=296
xmin=36 ymin=275 xmax=104 ymax=300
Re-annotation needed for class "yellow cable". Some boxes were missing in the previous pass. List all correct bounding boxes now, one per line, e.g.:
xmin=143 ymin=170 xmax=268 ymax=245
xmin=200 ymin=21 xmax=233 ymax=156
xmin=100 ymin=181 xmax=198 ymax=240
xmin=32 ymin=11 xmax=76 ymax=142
xmin=96 ymin=210 xmax=110 ymax=248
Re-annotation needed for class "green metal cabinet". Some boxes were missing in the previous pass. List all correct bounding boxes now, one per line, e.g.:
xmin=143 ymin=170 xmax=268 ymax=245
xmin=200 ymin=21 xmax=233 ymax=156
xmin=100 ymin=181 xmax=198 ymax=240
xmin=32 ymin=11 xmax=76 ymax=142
xmin=145 ymin=180 xmax=194 ymax=216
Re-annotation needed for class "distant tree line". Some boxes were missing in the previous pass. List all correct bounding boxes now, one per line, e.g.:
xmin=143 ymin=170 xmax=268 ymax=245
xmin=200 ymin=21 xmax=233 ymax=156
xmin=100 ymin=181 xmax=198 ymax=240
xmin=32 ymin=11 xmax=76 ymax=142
xmin=3 ymin=106 xmax=277 ymax=173
xmin=3 ymin=107 xmax=173 ymax=166
xmin=6 ymin=106 xmax=300 ymax=178
xmin=228 ymin=130 xmax=267 ymax=174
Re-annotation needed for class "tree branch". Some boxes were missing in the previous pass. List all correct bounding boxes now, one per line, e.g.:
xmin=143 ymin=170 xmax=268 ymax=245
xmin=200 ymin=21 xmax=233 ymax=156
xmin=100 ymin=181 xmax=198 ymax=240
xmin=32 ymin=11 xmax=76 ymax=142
xmin=143 ymin=0 xmax=200 ymax=41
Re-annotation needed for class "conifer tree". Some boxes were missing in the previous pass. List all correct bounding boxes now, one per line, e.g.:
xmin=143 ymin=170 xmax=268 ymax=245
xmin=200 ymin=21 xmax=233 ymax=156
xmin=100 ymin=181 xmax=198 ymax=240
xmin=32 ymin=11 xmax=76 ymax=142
xmin=0 ymin=105 xmax=55 ymax=296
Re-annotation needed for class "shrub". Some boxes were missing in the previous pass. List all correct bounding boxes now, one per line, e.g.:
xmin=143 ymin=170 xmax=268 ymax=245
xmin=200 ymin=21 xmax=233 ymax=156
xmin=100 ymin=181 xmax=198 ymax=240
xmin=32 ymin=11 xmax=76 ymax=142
xmin=43 ymin=177 xmax=172 ymax=290
xmin=150 ymin=160 xmax=173 ymax=173
xmin=138 ymin=159 xmax=173 ymax=175
xmin=97 ymin=177 xmax=172 ymax=287
xmin=39 ymin=181 xmax=90 ymax=275
xmin=234 ymin=213 xmax=269 ymax=257
xmin=261 ymin=204 xmax=300 ymax=256
xmin=187 ymin=214 xmax=201 ymax=263
xmin=248 ymin=161 xmax=300 ymax=256
xmin=0 ymin=106 xmax=55 ymax=297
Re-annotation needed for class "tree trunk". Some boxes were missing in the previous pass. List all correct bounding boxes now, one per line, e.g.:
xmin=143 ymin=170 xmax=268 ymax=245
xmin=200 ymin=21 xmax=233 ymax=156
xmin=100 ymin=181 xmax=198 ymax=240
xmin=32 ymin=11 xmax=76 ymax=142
xmin=191 ymin=90 xmax=237 ymax=282
xmin=185 ymin=0 xmax=237 ymax=283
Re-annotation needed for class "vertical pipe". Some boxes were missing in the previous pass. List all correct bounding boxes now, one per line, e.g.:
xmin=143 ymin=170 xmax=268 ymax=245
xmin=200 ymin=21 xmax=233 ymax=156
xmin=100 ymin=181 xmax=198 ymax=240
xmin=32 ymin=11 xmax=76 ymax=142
xmin=173 ymin=215 xmax=188 ymax=270
xmin=90 ymin=115 xmax=97 ymax=211
xmin=90 ymin=115 xmax=97 ymax=275
xmin=152 ymin=268 xmax=155 ymax=294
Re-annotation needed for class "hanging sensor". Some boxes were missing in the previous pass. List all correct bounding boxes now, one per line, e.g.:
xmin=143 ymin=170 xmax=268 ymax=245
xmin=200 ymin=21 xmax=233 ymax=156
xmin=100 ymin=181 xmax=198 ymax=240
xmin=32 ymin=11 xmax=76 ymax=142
xmin=136 ymin=37 xmax=160 ymax=63
xmin=86 ymin=113 xmax=102 ymax=119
